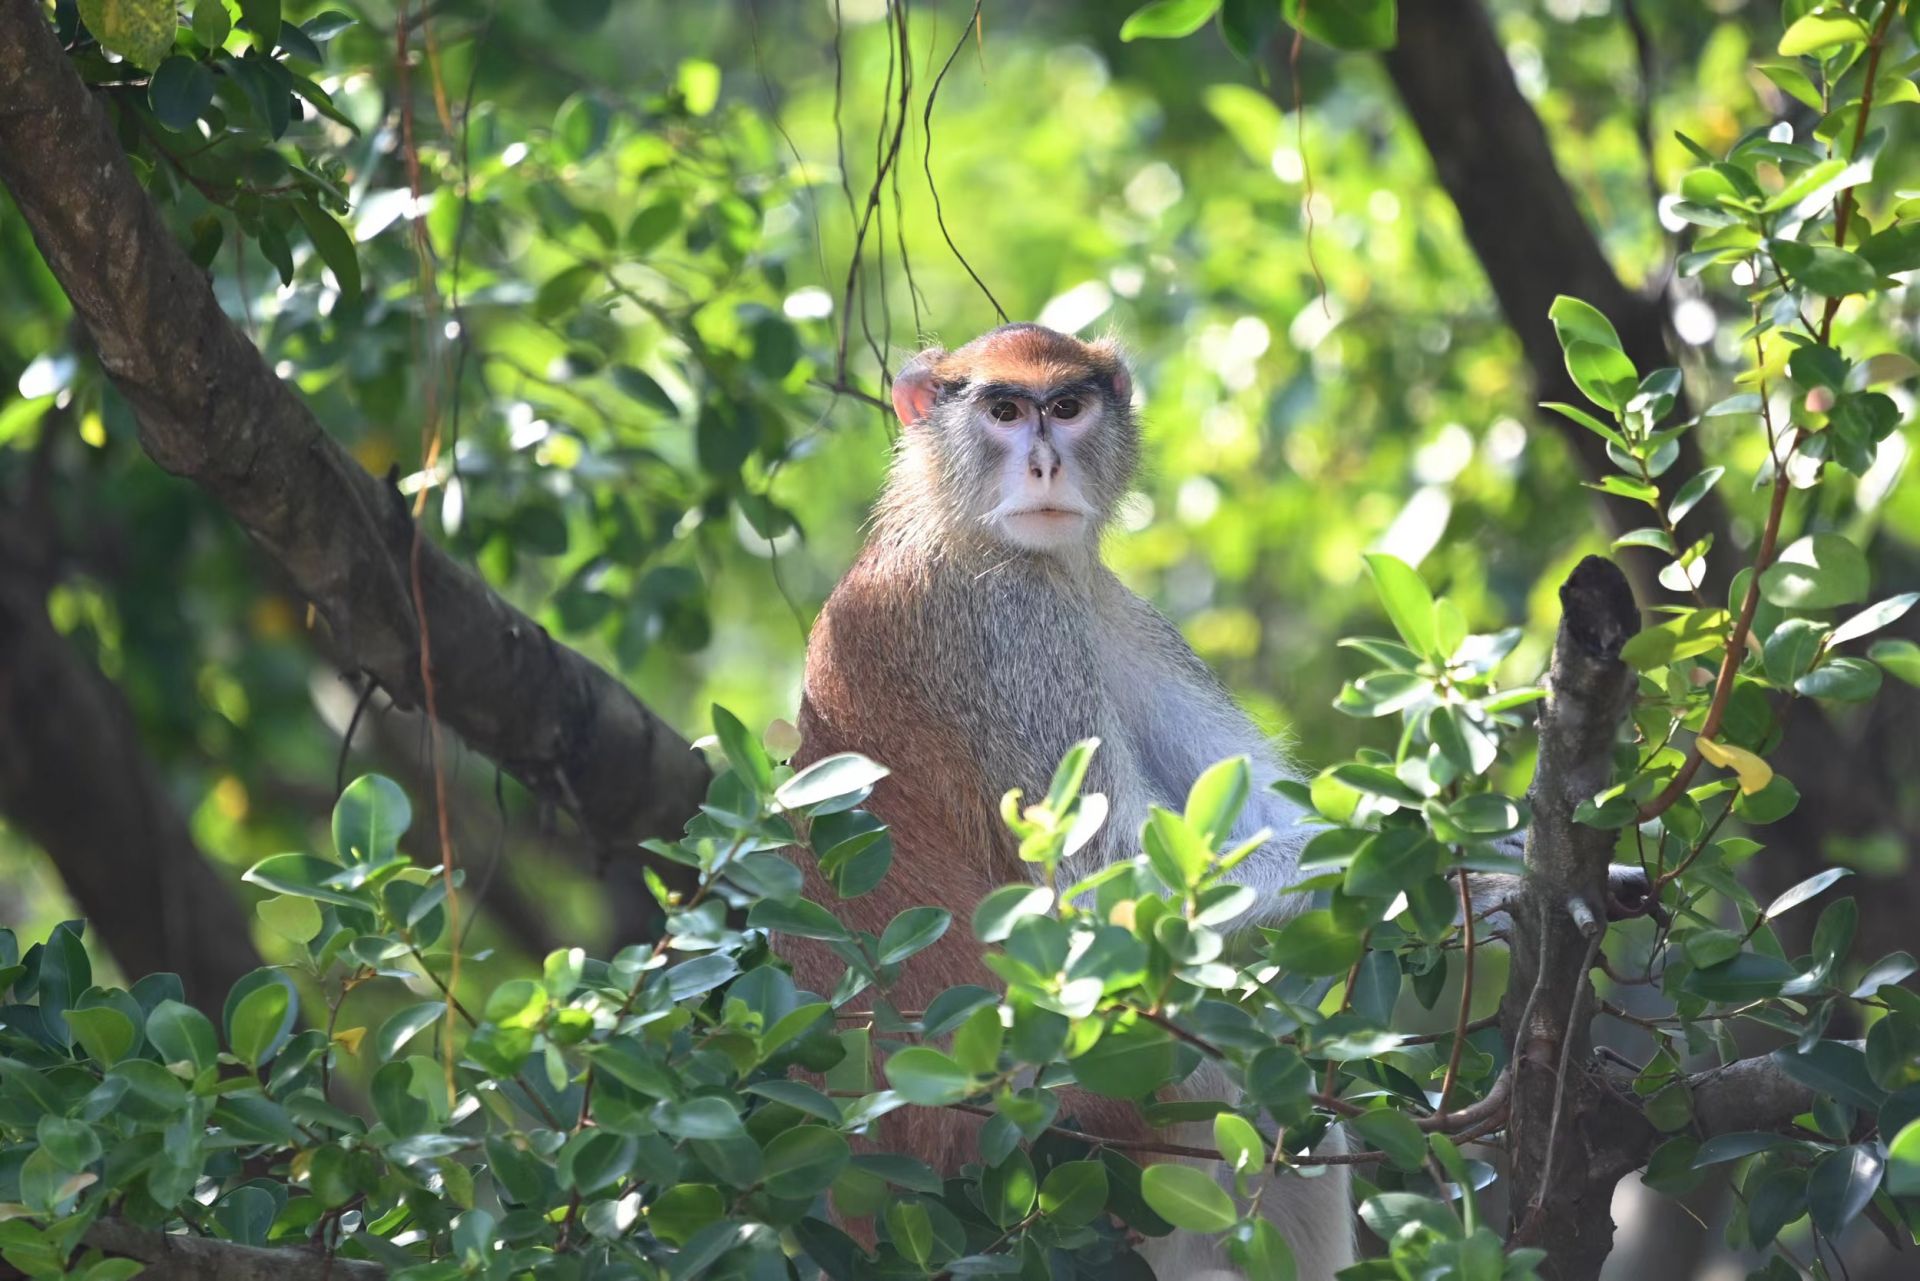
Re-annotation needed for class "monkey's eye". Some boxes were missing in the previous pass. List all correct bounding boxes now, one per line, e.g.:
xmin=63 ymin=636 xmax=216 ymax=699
xmin=988 ymin=399 xmax=1023 ymax=423
xmin=1048 ymin=397 xmax=1083 ymax=421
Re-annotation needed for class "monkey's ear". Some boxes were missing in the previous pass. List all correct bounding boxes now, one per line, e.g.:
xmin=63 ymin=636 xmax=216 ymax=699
xmin=1089 ymin=337 xmax=1133 ymax=406
xmin=890 ymin=359 xmax=940 ymax=426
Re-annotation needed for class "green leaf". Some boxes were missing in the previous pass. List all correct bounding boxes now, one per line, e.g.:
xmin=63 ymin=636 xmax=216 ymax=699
xmin=1764 ymin=617 xmax=1826 ymax=685
xmin=1691 ymin=1132 xmax=1787 ymax=1167
xmin=1228 ymin=1217 xmax=1298 ymax=1281
xmin=147 ymin=999 xmax=218 ymax=1073
xmin=227 ymin=973 xmax=295 ymax=1068
xmin=1668 ymin=466 xmax=1724 ymax=524
xmin=375 ymin=1001 xmax=447 ymax=1061
xmin=1185 ymin=756 xmax=1251 ymax=848
xmin=1119 ymin=0 xmax=1221 ymax=41
xmin=558 ymin=1130 xmax=637 ymax=1194
xmin=1779 ymin=9 xmax=1870 ymax=56
xmin=1760 ymin=533 xmax=1869 ymax=609
xmin=1795 ymin=656 xmax=1882 ymax=701
xmin=150 ymin=56 xmax=216 ymax=130
xmin=1263 ymin=909 xmax=1363 ymax=977
xmin=1351 ymin=1109 xmax=1427 ymax=1171
xmin=972 ymin=885 xmax=1053 ymax=943
xmin=1043 ymin=738 xmax=1100 ymax=813
xmin=1770 ymin=1042 xmax=1887 ymax=1114
xmin=1888 ymin=1119 xmax=1920 ymax=1196
xmin=1807 ymin=1144 xmax=1883 ymax=1237
xmin=1329 ymin=763 xmax=1427 ymax=806
xmin=1564 ymin=340 xmax=1639 ymax=412
xmin=650 ymin=1096 xmax=744 ymax=1140
xmin=981 ymin=1148 xmax=1037 ymax=1227
xmin=1362 ymin=553 xmax=1439 ymax=657
xmin=1139 ymin=1163 xmax=1236 ymax=1233
xmin=257 ymin=895 xmax=321 ymax=944
xmin=553 ymin=93 xmax=610 ymax=162
xmin=1871 ymin=638 xmax=1920 ymax=686
xmin=1213 ymin=1111 xmax=1265 ymax=1174
xmin=1345 ymin=828 xmax=1442 ymax=899
xmin=877 ymin=907 xmax=951 ymax=966
xmin=1070 ymin=1020 xmax=1176 ymax=1098
xmin=534 ymin=263 xmax=599 ymax=321
xmin=292 ymin=201 xmax=362 ymax=305
xmin=1280 ymin=0 xmax=1397 ymax=51
xmin=1144 ymin=807 xmax=1214 ymax=891
xmin=1771 ymin=239 xmax=1878 ymax=296
xmin=746 ymin=897 xmax=851 ymax=942
xmin=884 ymin=1047 xmax=974 ymax=1105
xmin=1762 ymin=867 xmax=1851 ymax=922
xmin=1548 ymin=295 xmax=1625 ymax=352
xmin=36 ymin=1116 xmax=102 ymax=1170
xmin=886 ymin=1202 xmax=933 ymax=1267
xmin=332 ymin=775 xmax=411 ymax=864
xmin=776 ymin=752 xmax=888 ymax=813
xmin=1830 ymin=592 xmax=1918 ymax=646
xmin=192 ymin=0 xmax=231 ymax=48
xmin=762 ymin=1127 xmax=850 ymax=1199
xmin=78 ymin=0 xmax=177 ymax=67
xmin=1758 ymin=61 xmax=1822 ymax=109
xmin=66 ymin=1005 xmax=136 ymax=1066
xmin=1586 ymin=474 xmax=1660 ymax=505
xmin=238 ymin=0 xmax=279 ymax=49
xmin=1039 ymin=1160 xmax=1109 ymax=1227
xmin=1542 ymin=400 xmax=1627 ymax=448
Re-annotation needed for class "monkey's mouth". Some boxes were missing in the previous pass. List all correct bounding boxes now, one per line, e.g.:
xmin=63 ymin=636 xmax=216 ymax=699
xmin=1002 ymin=506 xmax=1089 ymax=523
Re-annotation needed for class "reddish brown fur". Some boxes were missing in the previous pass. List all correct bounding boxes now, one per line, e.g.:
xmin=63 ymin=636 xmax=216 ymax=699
xmin=924 ymin=326 xmax=1126 ymax=396
xmin=787 ymin=543 xmax=1156 ymax=1195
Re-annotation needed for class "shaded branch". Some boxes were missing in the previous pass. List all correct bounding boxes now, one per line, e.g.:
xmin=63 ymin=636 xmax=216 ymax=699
xmin=1378 ymin=0 xmax=1732 ymax=606
xmin=0 ymin=0 xmax=708 ymax=869
xmin=82 ymin=1221 xmax=384 ymax=1281
xmin=1501 ymin=556 xmax=1642 ymax=1281
xmin=0 ymin=528 xmax=264 ymax=1014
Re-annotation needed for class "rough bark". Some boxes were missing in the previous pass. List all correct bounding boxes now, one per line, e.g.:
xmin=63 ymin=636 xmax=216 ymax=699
xmin=1498 ymin=558 xmax=1856 ymax=1280
xmin=0 ymin=559 xmax=264 ymax=1012
xmin=0 ymin=0 xmax=709 ymax=868
xmin=80 ymin=1221 xmax=385 ymax=1281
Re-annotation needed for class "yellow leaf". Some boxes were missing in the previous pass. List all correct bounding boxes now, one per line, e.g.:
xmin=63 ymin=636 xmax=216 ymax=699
xmin=1696 ymin=737 xmax=1774 ymax=795
xmin=77 ymin=0 xmax=176 ymax=69
xmin=332 ymin=1026 xmax=367 ymax=1055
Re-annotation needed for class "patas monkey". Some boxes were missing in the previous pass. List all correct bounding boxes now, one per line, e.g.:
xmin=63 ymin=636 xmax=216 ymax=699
xmin=787 ymin=324 xmax=1353 ymax=1278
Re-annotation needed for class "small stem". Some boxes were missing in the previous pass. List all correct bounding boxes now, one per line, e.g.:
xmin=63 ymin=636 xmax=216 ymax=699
xmin=1434 ymin=868 xmax=1478 ymax=1120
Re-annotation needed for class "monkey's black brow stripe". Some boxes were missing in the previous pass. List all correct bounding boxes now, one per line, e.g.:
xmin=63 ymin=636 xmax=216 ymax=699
xmin=960 ymin=378 xmax=1106 ymax=404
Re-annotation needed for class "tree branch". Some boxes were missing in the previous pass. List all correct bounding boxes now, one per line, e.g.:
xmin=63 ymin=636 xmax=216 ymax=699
xmin=1378 ymin=0 xmax=1732 ymax=606
xmin=0 ymin=0 xmax=709 ymax=867
xmin=81 ymin=1221 xmax=385 ymax=1281
xmin=1502 ymin=555 xmax=1642 ymax=1281
xmin=0 ymin=548 xmax=264 ymax=1013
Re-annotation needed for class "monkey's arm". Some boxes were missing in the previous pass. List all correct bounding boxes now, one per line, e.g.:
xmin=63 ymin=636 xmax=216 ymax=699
xmin=1095 ymin=584 xmax=1313 ymax=918
xmin=1096 ymin=582 xmax=1653 ymax=931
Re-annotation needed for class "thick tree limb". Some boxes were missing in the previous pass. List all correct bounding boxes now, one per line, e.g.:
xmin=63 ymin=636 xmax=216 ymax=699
xmin=1379 ymin=0 xmax=1732 ymax=604
xmin=81 ymin=1221 xmax=384 ymax=1281
xmin=0 ymin=0 xmax=708 ymax=869
xmin=1685 ymin=1048 xmax=1839 ymax=1141
xmin=1500 ymin=557 xmax=1643 ymax=1280
xmin=0 ymin=549 xmax=264 ymax=1013
xmin=1498 ymin=560 xmax=1866 ymax=1279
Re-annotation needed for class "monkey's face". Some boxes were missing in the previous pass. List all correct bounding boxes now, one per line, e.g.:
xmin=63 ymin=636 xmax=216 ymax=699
xmin=891 ymin=325 xmax=1139 ymax=554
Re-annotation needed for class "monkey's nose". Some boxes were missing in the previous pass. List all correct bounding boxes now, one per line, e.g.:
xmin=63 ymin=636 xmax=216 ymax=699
xmin=1029 ymin=460 xmax=1061 ymax=481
